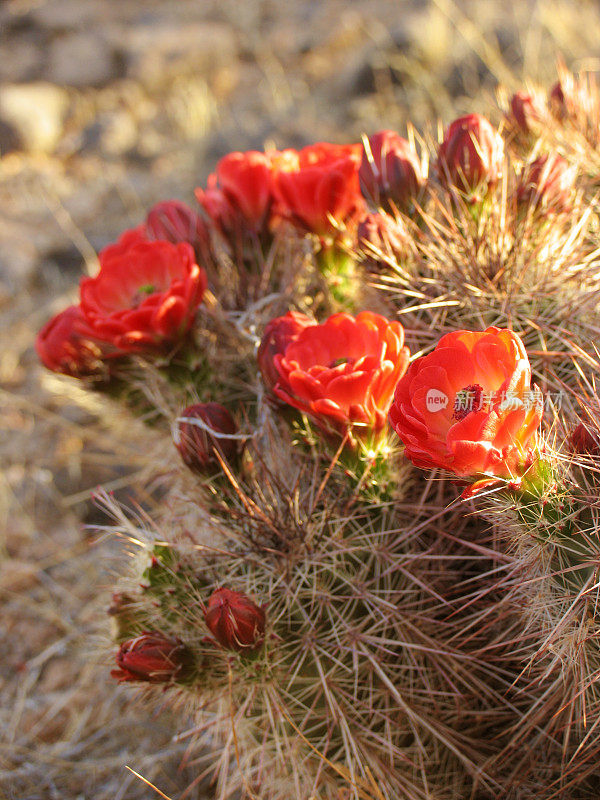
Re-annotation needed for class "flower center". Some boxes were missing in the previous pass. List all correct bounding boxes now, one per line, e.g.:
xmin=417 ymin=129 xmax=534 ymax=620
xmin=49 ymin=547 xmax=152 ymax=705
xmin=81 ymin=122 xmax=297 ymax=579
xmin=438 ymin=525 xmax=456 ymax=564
xmin=131 ymin=284 xmax=157 ymax=307
xmin=453 ymin=383 xmax=484 ymax=420
xmin=328 ymin=357 xmax=354 ymax=369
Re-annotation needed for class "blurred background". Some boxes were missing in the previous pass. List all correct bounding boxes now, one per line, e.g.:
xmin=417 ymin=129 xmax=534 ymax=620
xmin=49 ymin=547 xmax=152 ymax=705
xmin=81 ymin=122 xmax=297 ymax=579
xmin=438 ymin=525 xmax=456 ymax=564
xmin=1 ymin=1 xmax=599 ymax=797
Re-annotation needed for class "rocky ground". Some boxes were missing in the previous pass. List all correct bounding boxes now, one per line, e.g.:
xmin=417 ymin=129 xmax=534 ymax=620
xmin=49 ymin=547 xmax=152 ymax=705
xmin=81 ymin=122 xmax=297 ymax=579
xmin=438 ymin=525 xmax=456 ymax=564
xmin=1 ymin=0 xmax=600 ymax=797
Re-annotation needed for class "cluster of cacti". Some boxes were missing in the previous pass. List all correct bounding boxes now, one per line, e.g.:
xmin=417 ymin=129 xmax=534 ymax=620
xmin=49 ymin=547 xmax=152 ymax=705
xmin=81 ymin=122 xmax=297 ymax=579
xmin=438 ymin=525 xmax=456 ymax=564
xmin=38 ymin=63 xmax=600 ymax=798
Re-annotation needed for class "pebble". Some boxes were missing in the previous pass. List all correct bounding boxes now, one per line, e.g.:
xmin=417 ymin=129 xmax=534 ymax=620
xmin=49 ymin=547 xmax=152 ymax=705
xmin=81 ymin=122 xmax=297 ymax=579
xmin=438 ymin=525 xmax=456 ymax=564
xmin=0 ymin=82 xmax=69 ymax=153
xmin=46 ymin=31 xmax=117 ymax=88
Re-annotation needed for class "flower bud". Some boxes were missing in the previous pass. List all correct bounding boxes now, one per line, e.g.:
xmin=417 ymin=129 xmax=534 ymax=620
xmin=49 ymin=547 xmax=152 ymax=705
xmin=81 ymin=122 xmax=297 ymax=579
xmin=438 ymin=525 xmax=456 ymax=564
xmin=437 ymin=114 xmax=504 ymax=199
xmin=508 ymin=90 xmax=547 ymax=136
xmin=570 ymin=422 xmax=600 ymax=455
xmin=359 ymin=131 xmax=425 ymax=212
xmin=549 ymin=78 xmax=579 ymax=121
xmin=204 ymin=588 xmax=265 ymax=652
xmin=111 ymin=632 xmax=192 ymax=683
xmin=549 ymin=72 xmax=598 ymax=121
xmin=549 ymin=80 xmax=567 ymax=118
xmin=175 ymin=402 xmax=238 ymax=472
xmin=257 ymin=311 xmax=314 ymax=393
xmin=357 ymin=212 xmax=409 ymax=271
xmin=517 ymin=153 xmax=575 ymax=216
xmin=145 ymin=200 xmax=210 ymax=249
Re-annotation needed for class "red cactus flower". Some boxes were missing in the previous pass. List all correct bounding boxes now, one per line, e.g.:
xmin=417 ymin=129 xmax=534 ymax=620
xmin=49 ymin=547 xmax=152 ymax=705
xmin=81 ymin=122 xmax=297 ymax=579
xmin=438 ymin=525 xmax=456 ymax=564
xmin=35 ymin=305 xmax=109 ymax=378
xmin=508 ymin=90 xmax=547 ymax=135
xmin=359 ymin=130 xmax=425 ymax=212
xmin=272 ymin=142 xmax=366 ymax=239
xmin=195 ymin=150 xmax=275 ymax=238
xmin=257 ymin=311 xmax=314 ymax=393
xmin=111 ymin=632 xmax=191 ymax=683
xmin=272 ymin=311 xmax=409 ymax=439
xmin=146 ymin=200 xmax=210 ymax=249
xmin=80 ymin=236 xmax=207 ymax=351
xmin=175 ymin=402 xmax=238 ymax=471
xmin=437 ymin=114 xmax=504 ymax=199
xmin=517 ymin=153 xmax=576 ymax=215
xmin=389 ymin=327 xmax=543 ymax=477
xmin=205 ymin=588 xmax=265 ymax=652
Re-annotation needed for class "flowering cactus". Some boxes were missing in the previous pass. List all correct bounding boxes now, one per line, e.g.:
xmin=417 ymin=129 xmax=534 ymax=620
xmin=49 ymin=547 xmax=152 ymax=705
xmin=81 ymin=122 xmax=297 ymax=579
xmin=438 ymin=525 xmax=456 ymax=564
xmin=32 ymin=82 xmax=600 ymax=800
xmin=570 ymin=420 xmax=600 ymax=454
xmin=357 ymin=211 xmax=410 ymax=271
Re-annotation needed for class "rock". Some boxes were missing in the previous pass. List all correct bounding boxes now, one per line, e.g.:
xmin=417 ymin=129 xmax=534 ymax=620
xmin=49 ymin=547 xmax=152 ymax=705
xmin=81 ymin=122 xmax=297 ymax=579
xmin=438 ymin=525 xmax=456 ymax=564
xmin=30 ymin=0 xmax=111 ymax=30
xmin=47 ymin=31 xmax=116 ymax=88
xmin=124 ymin=19 xmax=237 ymax=87
xmin=81 ymin=110 xmax=138 ymax=156
xmin=0 ymin=36 xmax=46 ymax=84
xmin=0 ymin=119 xmax=21 ymax=155
xmin=0 ymin=82 xmax=69 ymax=153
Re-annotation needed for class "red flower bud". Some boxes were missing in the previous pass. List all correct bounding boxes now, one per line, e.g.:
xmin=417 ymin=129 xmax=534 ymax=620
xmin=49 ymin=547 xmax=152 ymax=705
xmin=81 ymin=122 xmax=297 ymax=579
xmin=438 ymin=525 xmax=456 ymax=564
xmin=548 ymin=75 xmax=593 ymax=121
xmin=175 ymin=402 xmax=238 ymax=471
xmin=359 ymin=130 xmax=425 ymax=212
xmin=508 ymin=90 xmax=547 ymax=135
xmin=257 ymin=311 xmax=314 ymax=393
xmin=549 ymin=80 xmax=567 ymax=118
xmin=437 ymin=114 xmax=504 ymax=199
xmin=517 ymin=153 xmax=575 ymax=215
xmin=570 ymin=422 xmax=600 ymax=455
xmin=204 ymin=588 xmax=265 ymax=652
xmin=357 ymin=212 xmax=410 ymax=270
xmin=36 ymin=305 xmax=109 ymax=378
xmin=111 ymin=632 xmax=191 ymax=683
xmin=146 ymin=200 xmax=210 ymax=250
